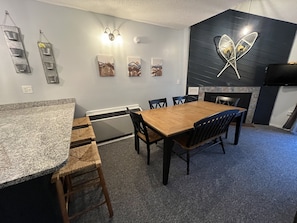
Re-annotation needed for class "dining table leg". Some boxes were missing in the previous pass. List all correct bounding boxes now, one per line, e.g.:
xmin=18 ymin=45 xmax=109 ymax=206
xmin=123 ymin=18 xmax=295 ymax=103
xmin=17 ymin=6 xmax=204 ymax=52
xmin=234 ymin=111 xmax=246 ymax=145
xmin=163 ymin=137 xmax=174 ymax=185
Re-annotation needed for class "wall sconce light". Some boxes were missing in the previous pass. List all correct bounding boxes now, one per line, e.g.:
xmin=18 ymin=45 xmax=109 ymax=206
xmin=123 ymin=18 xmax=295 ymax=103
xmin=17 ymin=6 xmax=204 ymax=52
xmin=242 ymin=0 xmax=253 ymax=35
xmin=103 ymin=27 xmax=121 ymax=42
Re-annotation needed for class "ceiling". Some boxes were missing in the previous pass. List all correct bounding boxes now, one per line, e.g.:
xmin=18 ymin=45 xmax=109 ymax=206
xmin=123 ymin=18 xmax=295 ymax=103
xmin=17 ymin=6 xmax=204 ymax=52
xmin=35 ymin=0 xmax=297 ymax=29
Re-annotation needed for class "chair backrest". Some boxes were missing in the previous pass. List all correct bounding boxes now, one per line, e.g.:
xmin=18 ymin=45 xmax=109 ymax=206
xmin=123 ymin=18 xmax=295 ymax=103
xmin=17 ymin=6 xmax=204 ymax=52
xmin=186 ymin=95 xmax=199 ymax=102
xmin=186 ymin=109 xmax=239 ymax=148
xmin=148 ymin=98 xmax=167 ymax=109
xmin=127 ymin=108 xmax=149 ymax=140
xmin=172 ymin=95 xmax=188 ymax=105
xmin=215 ymin=96 xmax=240 ymax=107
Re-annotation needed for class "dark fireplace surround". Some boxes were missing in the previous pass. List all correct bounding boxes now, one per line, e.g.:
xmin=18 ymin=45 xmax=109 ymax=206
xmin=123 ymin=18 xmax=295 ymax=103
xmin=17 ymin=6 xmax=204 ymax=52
xmin=204 ymin=92 xmax=251 ymax=122
xmin=198 ymin=87 xmax=260 ymax=124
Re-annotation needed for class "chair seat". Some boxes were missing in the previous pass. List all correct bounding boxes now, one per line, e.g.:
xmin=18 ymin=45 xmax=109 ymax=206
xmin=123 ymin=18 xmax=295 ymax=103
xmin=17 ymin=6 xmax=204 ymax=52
xmin=137 ymin=128 xmax=163 ymax=144
xmin=174 ymin=132 xmax=222 ymax=150
xmin=70 ymin=125 xmax=96 ymax=148
xmin=72 ymin=116 xmax=91 ymax=129
xmin=54 ymin=142 xmax=101 ymax=178
xmin=51 ymin=141 xmax=113 ymax=222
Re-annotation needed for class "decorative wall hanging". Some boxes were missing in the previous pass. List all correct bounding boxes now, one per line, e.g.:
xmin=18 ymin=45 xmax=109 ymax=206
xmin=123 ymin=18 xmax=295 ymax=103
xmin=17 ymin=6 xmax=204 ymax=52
xmin=215 ymin=32 xmax=258 ymax=79
xmin=127 ymin=56 xmax=141 ymax=77
xmin=151 ymin=58 xmax=163 ymax=76
xmin=37 ymin=30 xmax=59 ymax=84
xmin=1 ymin=11 xmax=31 ymax=73
xmin=97 ymin=55 xmax=115 ymax=77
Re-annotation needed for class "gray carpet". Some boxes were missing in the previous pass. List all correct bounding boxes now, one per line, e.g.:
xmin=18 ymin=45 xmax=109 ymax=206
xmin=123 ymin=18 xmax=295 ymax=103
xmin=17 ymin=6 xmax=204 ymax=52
xmin=71 ymin=125 xmax=297 ymax=223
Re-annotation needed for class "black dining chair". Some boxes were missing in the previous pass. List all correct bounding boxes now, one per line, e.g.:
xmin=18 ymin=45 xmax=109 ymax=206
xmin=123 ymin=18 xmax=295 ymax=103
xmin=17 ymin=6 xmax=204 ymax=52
xmin=172 ymin=95 xmax=189 ymax=105
xmin=173 ymin=109 xmax=239 ymax=175
xmin=215 ymin=96 xmax=240 ymax=106
xmin=215 ymin=96 xmax=240 ymax=138
xmin=186 ymin=95 xmax=199 ymax=103
xmin=148 ymin=98 xmax=167 ymax=109
xmin=127 ymin=108 xmax=163 ymax=165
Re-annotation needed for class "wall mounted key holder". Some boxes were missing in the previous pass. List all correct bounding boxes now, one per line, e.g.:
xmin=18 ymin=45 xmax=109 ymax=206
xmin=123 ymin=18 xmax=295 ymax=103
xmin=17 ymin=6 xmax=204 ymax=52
xmin=38 ymin=30 xmax=59 ymax=84
xmin=1 ymin=11 xmax=31 ymax=73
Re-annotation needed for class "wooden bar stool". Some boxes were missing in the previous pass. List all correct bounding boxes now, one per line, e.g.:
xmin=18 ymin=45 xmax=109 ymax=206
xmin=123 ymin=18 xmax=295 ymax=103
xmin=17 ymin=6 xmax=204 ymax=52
xmin=70 ymin=125 xmax=96 ymax=148
xmin=72 ymin=116 xmax=91 ymax=129
xmin=51 ymin=141 xmax=113 ymax=223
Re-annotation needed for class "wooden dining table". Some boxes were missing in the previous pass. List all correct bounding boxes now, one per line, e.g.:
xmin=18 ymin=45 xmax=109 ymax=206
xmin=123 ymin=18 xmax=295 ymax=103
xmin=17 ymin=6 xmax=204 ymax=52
xmin=138 ymin=100 xmax=247 ymax=185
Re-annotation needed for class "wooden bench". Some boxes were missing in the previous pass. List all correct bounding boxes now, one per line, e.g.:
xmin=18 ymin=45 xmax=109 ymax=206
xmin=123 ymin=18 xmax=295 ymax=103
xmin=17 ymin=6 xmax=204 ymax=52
xmin=173 ymin=109 xmax=239 ymax=174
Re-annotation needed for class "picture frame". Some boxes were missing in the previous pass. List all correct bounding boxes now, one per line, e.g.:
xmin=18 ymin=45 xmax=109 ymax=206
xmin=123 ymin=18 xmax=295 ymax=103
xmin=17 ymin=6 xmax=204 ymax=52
xmin=127 ymin=56 xmax=141 ymax=77
xmin=151 ymin=58 xmax=163 ymax=76
xmin=97 ymin=55 xmax=115 ymax=77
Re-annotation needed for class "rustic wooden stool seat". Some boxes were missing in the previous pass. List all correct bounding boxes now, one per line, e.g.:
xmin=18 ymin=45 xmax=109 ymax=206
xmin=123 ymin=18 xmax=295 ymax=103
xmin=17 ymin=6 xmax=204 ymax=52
xmin=72 ymin=117 xmax=91 ymax=129
xmin=51 ymin=141 xmax=113 ymax=223
xmin=70 ymin=125 xmax=96 ymax=148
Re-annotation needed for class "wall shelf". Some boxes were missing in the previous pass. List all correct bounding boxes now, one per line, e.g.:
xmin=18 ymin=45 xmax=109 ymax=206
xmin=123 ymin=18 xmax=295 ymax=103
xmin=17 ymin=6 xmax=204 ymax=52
xmin=1 ymin=25 xmax=31 ymax=73
xmin=38 ymin=41 xmax=59 ymax=84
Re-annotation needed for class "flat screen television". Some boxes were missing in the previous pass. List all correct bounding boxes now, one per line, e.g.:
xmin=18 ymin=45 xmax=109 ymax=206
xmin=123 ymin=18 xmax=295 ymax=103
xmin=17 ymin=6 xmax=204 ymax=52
xmin=264 ymin=64 xmax=297 ymax=86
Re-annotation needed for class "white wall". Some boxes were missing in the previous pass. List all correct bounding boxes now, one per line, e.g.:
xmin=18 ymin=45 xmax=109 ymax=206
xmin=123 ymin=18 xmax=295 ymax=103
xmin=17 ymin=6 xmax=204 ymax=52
xmin=0 ymin=0 xmax=189 ymax=116
xmin=1 ymin=0 xmax=296 ymax=127
xmin=270 ymin=31 xmax=297 ymax=128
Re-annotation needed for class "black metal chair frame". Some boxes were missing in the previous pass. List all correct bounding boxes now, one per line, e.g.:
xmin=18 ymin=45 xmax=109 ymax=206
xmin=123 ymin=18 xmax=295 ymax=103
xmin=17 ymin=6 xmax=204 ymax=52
xmin=127 ymin=108 xmax=163 ymax=165
xmin=148 ymin=98 xmax=167 ymax=109
xmin=172 ymin=95 xmax=189 ymax=105
xmin=186 ymin=95 xmax=199 ymax=102
xmin=173 ymin=109 xmax=239 ymax=174
xmin=215 ymin=96 xmax=240 ymax=138
xmin=215 ymin=96 xmax=240 ymax=106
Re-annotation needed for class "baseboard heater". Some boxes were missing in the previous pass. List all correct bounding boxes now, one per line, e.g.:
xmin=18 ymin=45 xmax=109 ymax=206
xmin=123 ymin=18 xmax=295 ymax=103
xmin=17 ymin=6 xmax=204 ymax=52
xmin=86 ymin=104 xmax=142 ymax=145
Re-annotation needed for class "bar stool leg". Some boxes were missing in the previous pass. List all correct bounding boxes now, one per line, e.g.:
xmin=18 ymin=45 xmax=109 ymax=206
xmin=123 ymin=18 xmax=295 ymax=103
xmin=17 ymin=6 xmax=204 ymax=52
xmin=97 ymin=166 xmax=113 ymax=217
xmin=65 ymin=175 xmax=72 ymax=205
xmin=55 ymin=178 xmax=70 ymax=223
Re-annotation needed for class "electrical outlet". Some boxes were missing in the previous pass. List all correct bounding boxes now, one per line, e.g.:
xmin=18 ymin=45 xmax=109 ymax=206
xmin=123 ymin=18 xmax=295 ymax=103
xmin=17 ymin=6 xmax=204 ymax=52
xmin=22 ymin=85 xmax=33 ymax=94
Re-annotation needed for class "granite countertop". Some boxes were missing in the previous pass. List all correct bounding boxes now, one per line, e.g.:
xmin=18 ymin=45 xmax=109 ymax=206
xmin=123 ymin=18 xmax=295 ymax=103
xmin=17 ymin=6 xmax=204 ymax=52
xmin=0 ymin=98 xmax=75 ymax=189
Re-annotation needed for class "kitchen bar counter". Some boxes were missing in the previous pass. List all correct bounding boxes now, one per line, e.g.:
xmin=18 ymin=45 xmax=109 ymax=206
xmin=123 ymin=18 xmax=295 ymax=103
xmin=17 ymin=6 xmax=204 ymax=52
xmin=0 ymin=98 xmax=75 ymax=188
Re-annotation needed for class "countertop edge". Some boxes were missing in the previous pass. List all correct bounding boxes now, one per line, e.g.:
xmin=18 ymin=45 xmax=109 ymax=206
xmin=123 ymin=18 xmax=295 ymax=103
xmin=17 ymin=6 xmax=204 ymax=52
xmin=0 ymin=98 xmax=76 ymax=111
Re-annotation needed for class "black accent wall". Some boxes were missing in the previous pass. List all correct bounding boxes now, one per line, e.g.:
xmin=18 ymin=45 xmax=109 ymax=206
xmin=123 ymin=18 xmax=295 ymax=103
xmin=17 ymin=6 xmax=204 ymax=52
xmin=187 ymin=9 xmax=297 ymax=124
xmin=188 ymin=10 xmax=296 ymax=87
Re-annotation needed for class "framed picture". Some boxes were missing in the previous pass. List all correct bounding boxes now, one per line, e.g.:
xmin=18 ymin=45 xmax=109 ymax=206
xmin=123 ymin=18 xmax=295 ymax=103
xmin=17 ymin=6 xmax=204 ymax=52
xmin=151 ymin=58 xmax=163 ymax=76
xmin=97 ymin=55 xmax=115 ymax=77
xmin=127 ymin=56 xmax=141 ymax=77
